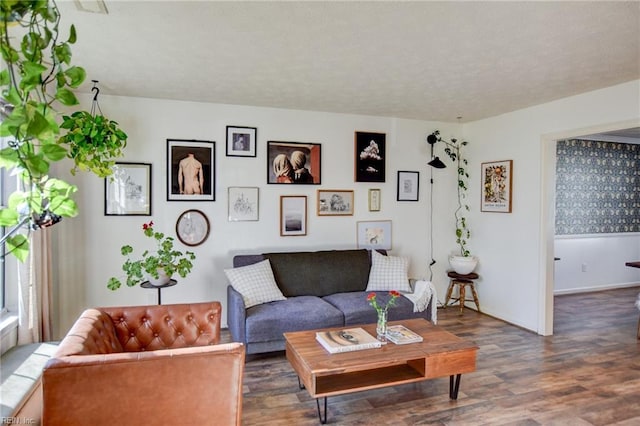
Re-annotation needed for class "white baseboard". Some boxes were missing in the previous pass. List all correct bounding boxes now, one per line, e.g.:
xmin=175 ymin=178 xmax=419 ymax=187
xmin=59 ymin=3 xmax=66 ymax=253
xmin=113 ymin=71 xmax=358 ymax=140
xmin=554 ymin=281 xmax=640 ymax=296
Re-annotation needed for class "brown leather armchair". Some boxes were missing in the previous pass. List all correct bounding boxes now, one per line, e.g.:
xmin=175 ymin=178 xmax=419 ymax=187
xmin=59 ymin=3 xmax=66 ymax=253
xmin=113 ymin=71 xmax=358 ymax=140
xmin=42 ymin=302 xmax=245 ymax=426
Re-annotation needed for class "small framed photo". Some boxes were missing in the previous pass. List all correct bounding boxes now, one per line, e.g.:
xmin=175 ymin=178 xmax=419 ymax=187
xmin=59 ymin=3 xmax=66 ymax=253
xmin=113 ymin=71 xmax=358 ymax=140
xmin=397 ymin=171 xmax=419 ymax=201
xmin=175 ymin=209 xmax=210 ymax=246
xmin=369 ymin=188 xmax=381 ymax=212
xmin=317 ymin=190 xmax=354 ymax=216
xmin=268 ymin=141 xmax=321 ymax=184
xmin=481 ymin=160 xmax=513 ymax=213
xmin=104 ymin=162 xmax=152 ymax=216
xmin=226 ymin=126 xmax=256 ymax=157
xmin=357 ymin=220 xmax=392 ymax=250
xmin=228 ymin=187 xmax=259 ymax=221
xmin=280 ymin=195 xmax=307 ymax=236
xmin=354 ymin=131 xmax=386 ymax=182
xmin=167 ymin=139 xmax=215 ymax=201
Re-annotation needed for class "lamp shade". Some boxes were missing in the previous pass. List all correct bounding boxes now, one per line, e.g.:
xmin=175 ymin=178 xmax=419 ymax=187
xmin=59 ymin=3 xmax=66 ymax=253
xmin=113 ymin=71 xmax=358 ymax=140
xmin=428 ymin=156 xmax=446 ymax=169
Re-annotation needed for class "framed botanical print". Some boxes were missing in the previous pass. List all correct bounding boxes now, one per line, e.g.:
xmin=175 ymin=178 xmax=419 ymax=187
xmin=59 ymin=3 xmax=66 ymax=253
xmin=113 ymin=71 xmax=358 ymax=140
xmin=226 ymin=126 xmax=257 ymax=157
xmin=280 ymin=195 xmax=307 ymax=236
xmin=354 ymin=131 xmax=385 ymax=182
xmin=167 ymin=139 xmax=215 ymax=201
xmin=317 ymin=190 xmax=354 ymax=216
xmin=268 ymin=141 xmax=321 ymax=184
xmin=481 ymin=160 xmax=513 ymax=213
xmin=356 ymin=220 xmax=392 ymax=250
xmin=104 ymin=162 xmax=152 ymax=216
xmin=397 ymin=171 xmax=419 ymax=201
xmin=228 ymin=186 xmax=259 ymax=221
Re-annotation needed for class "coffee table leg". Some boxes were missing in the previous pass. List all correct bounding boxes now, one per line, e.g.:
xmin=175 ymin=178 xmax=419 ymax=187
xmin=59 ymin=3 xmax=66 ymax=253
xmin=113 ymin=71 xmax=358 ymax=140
xmin=297 ymin=376 xmax=305 ymax=390
xmin=449 ymin=374 xmax=462 ymax=399
xmin=316 ymin=397 xmax=327 ymax=424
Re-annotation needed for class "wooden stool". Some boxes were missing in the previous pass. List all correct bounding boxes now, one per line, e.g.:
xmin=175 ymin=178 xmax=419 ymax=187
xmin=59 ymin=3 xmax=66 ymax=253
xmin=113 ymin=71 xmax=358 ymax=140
xmin=444 ymin=271 xmax=480 ymax=314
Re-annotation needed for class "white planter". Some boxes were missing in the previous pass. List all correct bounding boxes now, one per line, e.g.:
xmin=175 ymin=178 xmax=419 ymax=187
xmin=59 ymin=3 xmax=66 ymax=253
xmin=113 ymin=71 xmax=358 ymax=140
xmin=449 ymin=255 xmax=478 ymax=275
xmin=147 ymin=268 xmax=172 ymax=287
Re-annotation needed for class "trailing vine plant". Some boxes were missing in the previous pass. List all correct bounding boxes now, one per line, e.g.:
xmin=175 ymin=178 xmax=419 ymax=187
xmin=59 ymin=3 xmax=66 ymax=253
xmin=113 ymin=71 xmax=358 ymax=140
xmin=428 ymin=130 xmax=471 ymax=257
xmin=0 ymin=0 xmax=127 ymax=261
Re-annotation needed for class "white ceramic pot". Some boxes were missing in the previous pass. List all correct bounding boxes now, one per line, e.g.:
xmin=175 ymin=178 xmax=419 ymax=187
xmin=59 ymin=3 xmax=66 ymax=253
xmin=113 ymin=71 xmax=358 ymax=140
xmin=449 ymin=255 xmax=478 ymax=275
xmin=147 ymin=268 xmax=172 ymax=287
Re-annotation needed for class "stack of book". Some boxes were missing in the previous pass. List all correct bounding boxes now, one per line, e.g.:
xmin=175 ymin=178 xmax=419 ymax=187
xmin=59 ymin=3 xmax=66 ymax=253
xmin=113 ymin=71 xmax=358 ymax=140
xmin=315 ymin=327 xmax=382 ymax=354
xmin=385 ymin=325 xmax=423 ymax=345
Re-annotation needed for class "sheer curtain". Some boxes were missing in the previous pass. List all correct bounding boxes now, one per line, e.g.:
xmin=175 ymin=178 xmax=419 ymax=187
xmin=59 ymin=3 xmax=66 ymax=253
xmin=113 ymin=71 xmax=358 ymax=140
xmin=17 ymin=228 xmax=53 ymax=344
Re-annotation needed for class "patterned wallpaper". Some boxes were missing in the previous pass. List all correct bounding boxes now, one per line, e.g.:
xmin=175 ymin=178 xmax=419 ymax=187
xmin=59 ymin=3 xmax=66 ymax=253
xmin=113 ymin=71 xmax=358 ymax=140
xmin=555 ymin=139 xmax=640 ymax=235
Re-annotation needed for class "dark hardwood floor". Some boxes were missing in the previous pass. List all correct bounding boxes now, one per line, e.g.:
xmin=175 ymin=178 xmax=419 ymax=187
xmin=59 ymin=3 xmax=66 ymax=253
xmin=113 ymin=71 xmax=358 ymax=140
xmin=227 ymin=286 xmax=640 ymax=425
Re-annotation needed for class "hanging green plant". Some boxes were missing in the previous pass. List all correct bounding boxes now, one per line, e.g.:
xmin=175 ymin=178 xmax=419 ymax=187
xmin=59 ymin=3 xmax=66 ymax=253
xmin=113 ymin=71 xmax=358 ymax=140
xmin=0 ymin=1 xmax=127 ymax=261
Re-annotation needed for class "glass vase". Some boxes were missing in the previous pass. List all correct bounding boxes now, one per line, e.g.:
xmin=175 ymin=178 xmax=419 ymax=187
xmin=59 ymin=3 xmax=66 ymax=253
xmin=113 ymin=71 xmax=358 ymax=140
xmin=376 ymin=309 xmax=388 ymax=342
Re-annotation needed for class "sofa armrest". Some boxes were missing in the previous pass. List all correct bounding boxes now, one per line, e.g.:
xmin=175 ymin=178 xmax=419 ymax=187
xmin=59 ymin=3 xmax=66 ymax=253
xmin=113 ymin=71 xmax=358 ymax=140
xmin=227 ymin=285 xmax=247 ymax=344
xmin=43 ymin=342 xmax=245 ymax=426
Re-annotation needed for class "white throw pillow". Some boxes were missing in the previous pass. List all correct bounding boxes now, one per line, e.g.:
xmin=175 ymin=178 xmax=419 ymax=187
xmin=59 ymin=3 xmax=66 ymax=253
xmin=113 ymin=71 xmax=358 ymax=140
xmin=366 ymin=250 xmax=412 ymax=292
xmin=224 ymin=259 xmax=286 ymax=308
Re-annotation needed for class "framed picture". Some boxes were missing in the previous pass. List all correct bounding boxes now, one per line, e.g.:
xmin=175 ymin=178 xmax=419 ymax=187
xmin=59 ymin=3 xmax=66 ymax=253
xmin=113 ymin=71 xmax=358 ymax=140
xmin=369 ymin=188 xmax=381 ymax=212
xmin=280 ymin=195 xmax=307 ymax=236
xmin=397 ymin=171 xmax=419 ymax=201
xmin=317 ymin=190 xmax=354 ymax=216
xmin=481 ymin=160 xmax=513 ymax=213
xmin=228 ymin=186 xmax=259 ymax=221
xmin=226 ymin=126 xmax=256 ymax=157
xmin=175 ymin=209 xmax=210 ymax=246
xmin=268 ymin=141 xmax=321 ymax=184
xmin=357 ymin=220 xmax=392 ymax=250
xmin=104 ymin=162 xmax=152 ymax=216
xmin=354 ymin=131 xmax=385 ymax=182
xmin=167 ymin=139 xmax=215 ymax=201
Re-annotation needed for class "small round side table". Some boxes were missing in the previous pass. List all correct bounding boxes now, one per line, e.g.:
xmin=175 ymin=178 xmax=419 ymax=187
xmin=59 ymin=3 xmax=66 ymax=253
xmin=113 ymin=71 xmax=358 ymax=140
xmin=444 ymin=271 xmax=480 ymax=314
xmin=140 ymin=279 xmax=177 ymax=305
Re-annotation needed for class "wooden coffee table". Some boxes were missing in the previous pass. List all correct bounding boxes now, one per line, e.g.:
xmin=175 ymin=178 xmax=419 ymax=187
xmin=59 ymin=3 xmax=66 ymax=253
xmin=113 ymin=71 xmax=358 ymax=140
xmin=284 ymin=318 xmax=478 ymax=423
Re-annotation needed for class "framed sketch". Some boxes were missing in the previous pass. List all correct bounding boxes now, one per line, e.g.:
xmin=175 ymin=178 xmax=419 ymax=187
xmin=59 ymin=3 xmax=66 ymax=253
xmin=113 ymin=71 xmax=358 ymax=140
xmin=357 ymin=220 xmax=392 ymax=250
xmin=175 ymin=209 xmax=210 ymax=246
xmin=268 ymin=141 xmax=321 ymax=184
xmin=104 ymin=162 xmax=152 ymax=216
xmin=167 ymin=139 xmax=215 ymax=201
xmin=280 ymin=195 xmax=307 ymax=236
xmin=397 ymin=171 xmax=419 ymax=201
xmin=481 ymin=160 xmax=513 ymax=213
xmin=354 ymin=131 xmax=386 ymax=182
xmin=228 ymin=186 xmax=259 ymax=221
xmin=226 ymin=126 xmax=256 ymax=157
xmin=317 ymin=190 xmax=354 ymax=216
xmin=369 ymin=188 xmax=381 ymax=212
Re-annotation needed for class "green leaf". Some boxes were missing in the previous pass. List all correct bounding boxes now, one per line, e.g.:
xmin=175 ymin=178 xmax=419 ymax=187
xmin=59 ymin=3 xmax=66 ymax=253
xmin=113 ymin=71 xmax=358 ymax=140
xmin=0 ymin=69 xmax=9 ymax=86
xmin=48 ymin=197 xmax=78 ymax=217
xmin=0 ymin=207 xmax=19 ymax=226
xmin=0 ymin=147 xmax=20 ymax=168
xmin=55 ymin=88 xmax=78 ymax=106
xmin=25 ymin=153 xmax=50 ymax=175
xmin=64 ymin=66 xmax=85 ymax=88
xmin=42 ymin=144 xmax=67 ymax=161
xmin=107 ymin=277 xmax=122 ymax=291
xmin=26 ymin=110 xmax=51 ymax=139
xmin=68 ymin=24 xmax=77 ymax=44
xmin=6 ymin=234 xmax=29 ymax=263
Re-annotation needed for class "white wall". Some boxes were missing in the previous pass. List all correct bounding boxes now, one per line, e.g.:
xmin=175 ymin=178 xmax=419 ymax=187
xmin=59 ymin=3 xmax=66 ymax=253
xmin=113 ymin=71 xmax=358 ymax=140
xmin=554 ymin=234 xmax=640 ymax=294
xmin=51 ymin=96 xmax=462 ymax=337
xmin=463 ymin=79 xmax=640 ymax=333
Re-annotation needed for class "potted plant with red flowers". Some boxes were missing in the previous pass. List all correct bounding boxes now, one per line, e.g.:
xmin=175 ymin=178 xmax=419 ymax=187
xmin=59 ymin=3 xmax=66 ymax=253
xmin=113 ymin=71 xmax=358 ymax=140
xmin=367 ymin=290 xmax=401 ymax=341
xmin=107 ymin=221 xmax=196 ymax=290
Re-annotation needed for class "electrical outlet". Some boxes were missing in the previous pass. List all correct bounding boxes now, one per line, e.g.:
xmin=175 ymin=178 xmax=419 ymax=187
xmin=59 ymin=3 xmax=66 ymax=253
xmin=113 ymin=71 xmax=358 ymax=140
xmin=581 ymin=263 xmax=588 ymax=272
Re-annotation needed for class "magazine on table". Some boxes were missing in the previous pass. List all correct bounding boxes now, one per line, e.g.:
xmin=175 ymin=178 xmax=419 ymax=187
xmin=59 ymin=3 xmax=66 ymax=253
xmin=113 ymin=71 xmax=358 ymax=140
xmin=385 ymin=325 xmax=424 ymax=345
xmin=315 ymin=327 xmax=382 ymax=354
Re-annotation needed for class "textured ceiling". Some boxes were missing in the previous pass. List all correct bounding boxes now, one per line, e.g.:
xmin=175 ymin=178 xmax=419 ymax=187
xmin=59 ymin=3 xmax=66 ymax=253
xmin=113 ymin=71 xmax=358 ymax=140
xmin=54 ymin=1 xmax=640 ymax=123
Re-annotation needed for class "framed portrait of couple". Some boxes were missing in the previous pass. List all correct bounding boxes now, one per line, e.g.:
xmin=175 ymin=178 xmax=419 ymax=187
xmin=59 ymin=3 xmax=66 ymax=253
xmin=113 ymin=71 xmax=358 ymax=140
xmin=267 ymin=141 xmax=321 ymax=184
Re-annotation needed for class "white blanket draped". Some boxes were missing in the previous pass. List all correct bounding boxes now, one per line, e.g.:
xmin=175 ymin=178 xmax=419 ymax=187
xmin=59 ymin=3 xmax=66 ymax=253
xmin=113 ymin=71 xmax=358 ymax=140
xmin=403 ymin=280 xmax=437 ymax=324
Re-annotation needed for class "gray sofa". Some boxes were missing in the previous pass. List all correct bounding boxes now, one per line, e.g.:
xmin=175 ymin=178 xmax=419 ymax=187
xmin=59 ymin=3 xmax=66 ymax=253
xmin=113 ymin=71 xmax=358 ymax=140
xmin=226 ymin=249 xmax=434 ymax=354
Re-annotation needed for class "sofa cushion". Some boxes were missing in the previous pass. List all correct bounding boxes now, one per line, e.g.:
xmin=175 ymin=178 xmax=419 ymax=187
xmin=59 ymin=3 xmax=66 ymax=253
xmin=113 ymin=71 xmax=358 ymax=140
xmin=245 ymin=296 xmax=344 ymax=343
xmin=366 ymin=250 xmax=411 ymax=292
xmin=224 ymin=259 xmax=286 ymax=308
xmin=323 ymin=291 xmax=428 ymax=326
xmin=264 ymin=249 xmax=371 ymax=297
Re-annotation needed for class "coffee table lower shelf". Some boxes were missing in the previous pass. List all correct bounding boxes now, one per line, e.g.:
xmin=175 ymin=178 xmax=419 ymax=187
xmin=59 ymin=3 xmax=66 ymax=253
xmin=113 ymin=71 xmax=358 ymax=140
xmin=285 ymin=319 xmax=478 ymax=424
